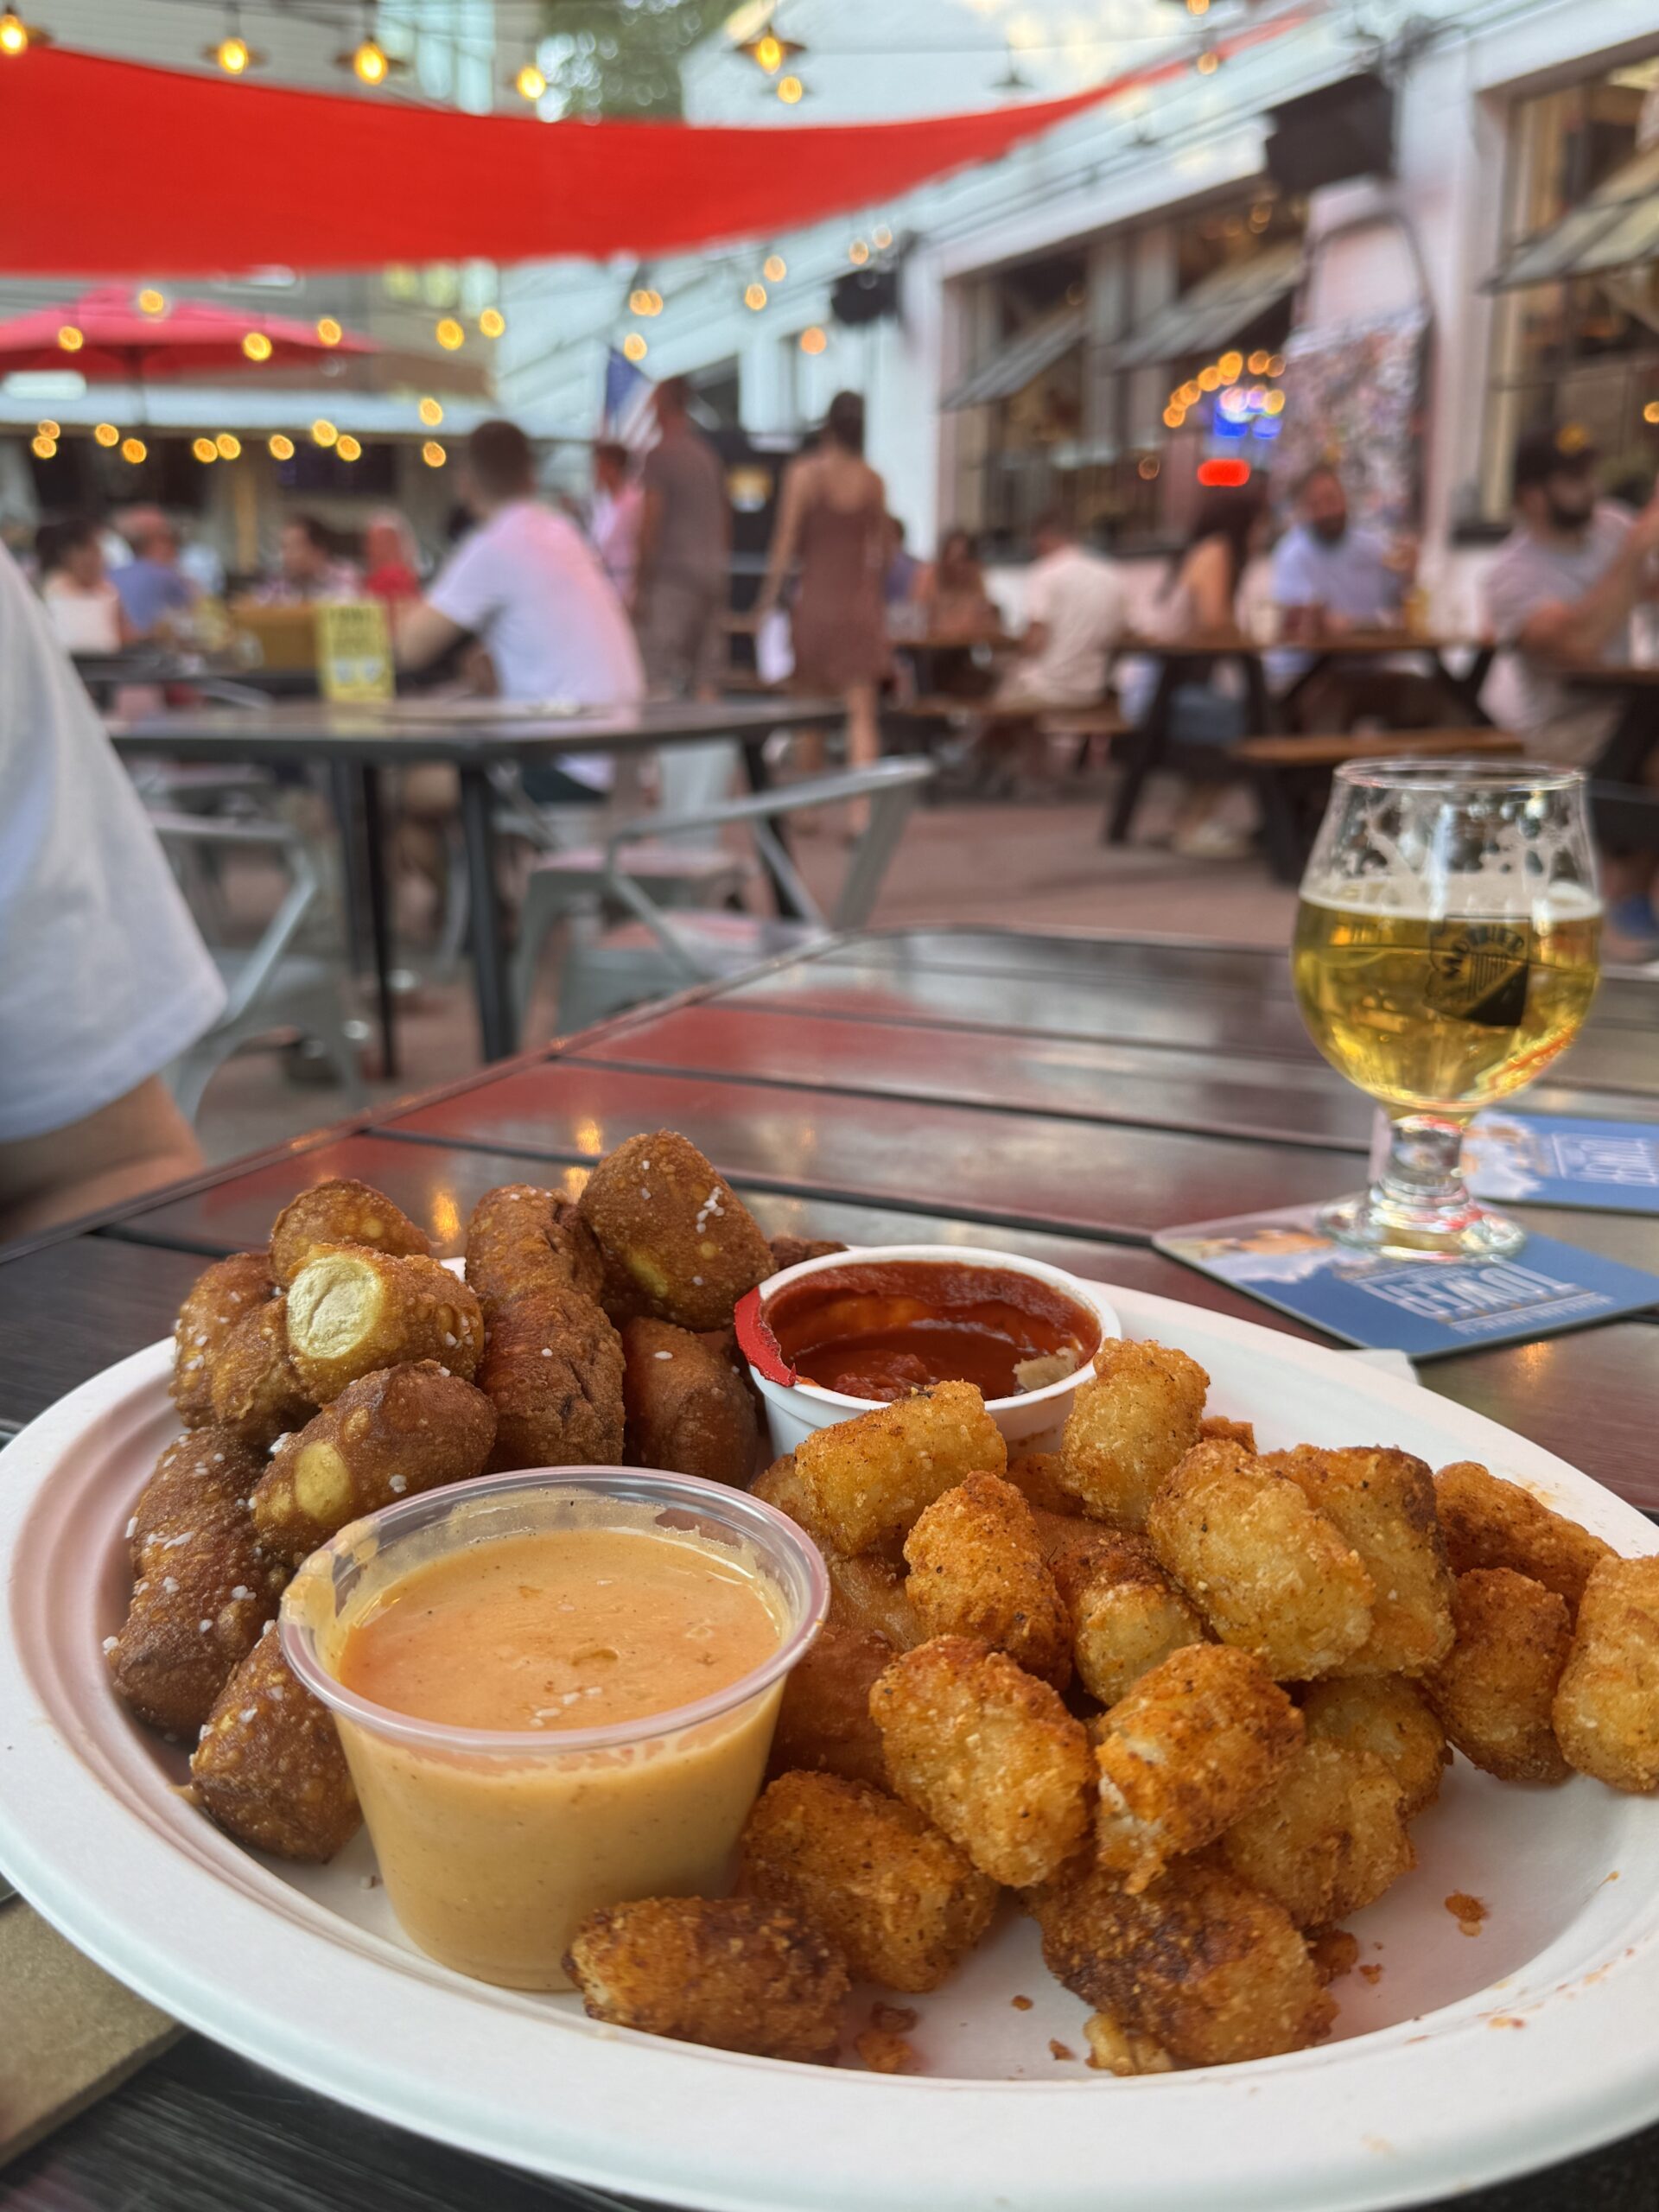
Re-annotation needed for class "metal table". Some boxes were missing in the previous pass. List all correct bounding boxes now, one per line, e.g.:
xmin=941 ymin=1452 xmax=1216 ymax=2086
xmin=3 ymin=925 xmax=1657 ymax=2211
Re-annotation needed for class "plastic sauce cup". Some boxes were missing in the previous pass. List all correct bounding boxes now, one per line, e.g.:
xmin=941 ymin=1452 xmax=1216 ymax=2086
xmin=282 ymin=1467 xmax=829 ymax=1991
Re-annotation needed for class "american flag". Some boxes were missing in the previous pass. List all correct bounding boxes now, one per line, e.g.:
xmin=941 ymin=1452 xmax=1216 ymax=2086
xmin=603 ymin=346 xmax=658 ymax=452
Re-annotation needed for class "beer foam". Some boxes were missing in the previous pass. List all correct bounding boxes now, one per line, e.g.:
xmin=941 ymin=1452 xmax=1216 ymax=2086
xmin=1300 ymin=874 xmax=1601 ymax=924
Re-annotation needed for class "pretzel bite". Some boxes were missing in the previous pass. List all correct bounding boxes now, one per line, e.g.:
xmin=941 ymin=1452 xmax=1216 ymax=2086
xmin=283 ymin=1249 xmax=483 ymax=1403
xmin=477 ymin=1281 xmax=624 ymax=1471
xmin=190 ymin=1623 xmax=360 ymax=1860
xmin=170 ymin=1253 xmax=275 ymax=1425
xmin=1093 ymin=1644 xmax=1302 ymax=1891
xmin=464 ymin=1182 xmax=604 ymax=1314
xmin=1199 ymin=1414 xmax=1257 ymax=1452
xmin=109 ymin=1493 xmax=287 ymax=1736
xmin=1084 ymin=2012 xmax=1175 ymax=2076
xmin=269 ymin=1179 xmax=432 ymax=1285
xmin=1422 ymin=1568 xmax=1571 ymax=1784
xmin=1052 ymin=1529 xmax=1208 ymax=1707
xmin=770 ymin=1622 xmax=894 ymax=1789
xmin=1146 ymin=1441 xmax=1375 ymax=1680
xmin=252 ymin=1362 xmax=497 ymax=1565
xmin=903 ymin=1472 xmax=1072 ymax=1689
xmin=1300 ymin=1675 xmax=1450 ymax=1819
xmin=1033 ymin=1853 xmax=1333 ymax=2068
xmin=768 ymin=1235 xmax=848 ymax=1274
xmin=1003 ymin=1451 xmax=1080 ymax=1517
xmin=576 ymin=1132 xmax=773 ymax=1332
xmin=1058 ymin=1339 xmax=1209 ymax=1527
xmin=129 ymin=1427 xmax=264 ymax=1567
xmin=621 ymin=1317 xmax=759 ymax=1485
xmin=870 ymin=1635 xmax=1092 ymax=1887
xmin=1553 ymin=1554 xmax=1659 ymax=1793
xmin=1434 ymin=1462 xmax=1614 ymax=1622
xmin=1220 ymin=1739 xmax=1414 ymax=1928
xmin=207 ymin=1294 xmax=315 ymax=1452
xmin=796 ymin=1381 xmax=1007 ymax=1556
xmin=564 ymin=1896 xmax=849 ymax=2062
xmin=741 ymin=1770 xmax=998 ymax=1993
xmin=1262 ymin=1446 xmax=1454 ymax=1676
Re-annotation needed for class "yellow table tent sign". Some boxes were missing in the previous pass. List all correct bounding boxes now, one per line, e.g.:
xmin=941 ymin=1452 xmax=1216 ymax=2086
xmin=317 ymin=600 xmax=394 ymax=702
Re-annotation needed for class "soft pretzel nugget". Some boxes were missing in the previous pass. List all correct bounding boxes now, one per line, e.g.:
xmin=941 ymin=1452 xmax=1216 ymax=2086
xmin=1300 ymin=1675 xmax=1449 ymax=1820
xmin=284 ymin=1249 xmax=483 ymax=1402
xmin=621 ymin=1317 xmax=758 ymax=1485
xmin=1147 ymin=1440 xmax=1375 ymax=1680
xmin=768 ymin=1235 xmax=848 ymax=1274
xmin=1422 ymin=1567 xmax=1571 ymax=1785
xmin=1552 ymin=1554 xmax=1659 ymax=1793
xmin=269 ymin=1178 xmax=432 ymax=1285
xmin=477 ymin=1281 xmax=624 ymax=1471
xmin=464 ymin=1183 xmax=604 ymax=1313
xmin=577 ymin=1132 xmax=774 ymax=1332
xmin=1220 ymin=1739 xmax=1414 ymax=1928
xmin=1434 ymin=1462 xmax=1613 ymax=1621
xmin=870 ymin=1635 xmax=1092 ymax=1888
xmin=1058 ymin=1339 xmax=1209 ymax=1526
xmin=565 ymin=1896 xmax=849 ymax=2062
xmin=252 ymin=1362 xmax=496 ymax=1564
xmin=170 ymin=1253 xmax=275 ymax=1425
xmin=207 ymin=1294 xmax=315 ymax=1452
xmin=1051 ymin=1529 xmax=1208 ymax=1707
xmin=769 ymin=1622 xmax=895 ymax=1789
xmin=796 ymin=1381 xmax=1007 ymax=1556
xmin=129 ymin=1427 xmax=264 ymax=1567
xmin=741 ymin=1770 xmax=998 ymax=1993
xmin=903 ymin=1472 xmax=1072 ymax=1689
xmin=191 ymin=1623 xmax=360 ymax=1860
xmin=1262 ymin=1446 xmax=1454 ymax=1676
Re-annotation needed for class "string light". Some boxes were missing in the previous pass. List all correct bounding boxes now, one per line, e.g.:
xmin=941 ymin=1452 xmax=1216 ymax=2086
xmin=872 ymin=224 xmax=893 ymax=250
xmin=0 ymin=10 xmax=45 ymax=54
xmin=1645 ymin=401 xmax=1659 ymax=426
xmin=753 ymin=33 xmax=783 ymax=71
xmin=421 ymin=440 xmax=447 ymax=467
xmin=1262 ymin=390 xmax=1287 ymax=416
xmin=241 ymin=331 xmax=273 ymax=361
xmin=35 ymin=417 xmax=58 ymax=438
xmin=1137 ymin=455 xmax=1160 ymax=480
xmin=763 ymin=253 xmax=787 ymax=283
xmin=57 ymin=325 xmax=83 ymax=352
xmin=205 ymin=9 xmax=263 ymax=75
xmin=435 ymin=318 xmax=465 ymax=350
xmin=269 ymin=432 xmax=295 ymax=459
xmin=622 ymin=332 xmax=648 ymax=364
xmin=628 ymin=288 xmax=663 ymax=317
xmin=192 ymin=437 xmax=218 ymax=464
xmin=1179 ymin=381 xmax=1201 ymax=406
xmin=216 ymin=432 xmax=241 ymax=459
xmin=514 ymin=60 xmax=546 ymax=101
xmin=1195 ymin=47 xmax=1219 ymax=73
xmin=744 ymin=283 xmax=768 ymax=311
xmin=848 ymin=239 xmax=870 ymax=266
xmin=1218 ymin=350 xmax=1243 ymax=382
xmin=345 ymin=35 xmax=390 ymax=85
xmin=1162 ymin=405 xmax=1185 ymax=429
xmin=798 ymin=327 xmax=827 ymax=355
xmin=1198 ymin=365 xmax=1221 ymax=391
xmin=316 ymin=317 xmax=343 ymax=346
xmin=30 ymin=433 xmax=55 ymax=458
xmin=1186 ymin=0 xmax=1210 ymax=13
xmin=137 ymin=289 xmax=166 ymax=316
xmin=480 ymin=308 xmax=506 ymax=339
xmin=120 ymin=437 xmax=147 ymax=464
xmin=312 ymin=418 xmax=339 ymax=448
xmin=777 ymin=73 xmax=804 ymax=104
xmin=336 ymin=434 xmax=362 ymax=461
xmin=1266 ymin=354 xmax=1286 ymax=377
xmin=418 ymin=397 xmax=444 ymax=427
xmin=1248 ymin=350 xmax=1271 ymax=375
xmin=93 ymin=422 xmax=118 ymax=447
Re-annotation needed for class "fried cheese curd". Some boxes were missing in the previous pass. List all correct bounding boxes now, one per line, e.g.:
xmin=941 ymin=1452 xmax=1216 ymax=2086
xmin=577 ymin=1132 xmax=774 ymax=1332
xmin=1147 ymin=1440 xmax=1375 ymax=1681
xmin=1260 ymin=1446 xmax=1454 ymax=1677
xmin=463 ymin=1182 xmax=605 ymax=1313
xmin=1434 ymin=1461 xmax=1614 ymax=1621
xmin=1553 ymin=1554 xmax=1659 ymax=1793
xmin=796 ymin=1380 xmax=1007 ymax=1556
xmin=170 ymin=1253 xmax=275 ymax=1425
xmin=1058 ymin=1338 xmax=1209 ymax=1526
xmin=478 ymin=1281 xmax=625 ymax=1471
xmin=1003 ymin=1451 xmax=1080 ymax=1517
xmin=1094 ymin=1644 xmax=1303 ymax=1891
xmin=750 ymin=1455 xmax=926 ymax=1649
xmin=283 ymin=1249 xmax=484 ymax=1403
xmin=252 ymin=1362 xmax=497 ymax=1565
xmin=1299 ymin=1675 xmax=1449 ymax=1820
xmin=769 ymin=1621 xmax=895 ymax=1789
xmin=869 ymin=1635 xmax=1092 ymax=1888
xmin=740 ymin=1770 xmax=999 ymax=1993
xmin=1423 ymin=1567 xmax=1572 ymax=1785
xmin=1032 ymin=1852 xmax=1333 ymax=2068
xmin=1049 ymin=1527 xmax=1208 ymax=1707
xmin=902 ymin=1472 xmax=1072 ymax=1690
xmin=207 ymin=1294 xmax=315 ymax=1452
xmin=621 ymin=1317 xmax=759 ymax=1486
xmin=564 ymin=1896 xmax=849 ymax=2063
xmin=1219 ymin=1738 xmax=1414 ymax=1928
xmin=1083 ymin=2012 xmax=1175 ymax=2076
xmin=269 ymin=1179 xmax=432 ymax=1287
xmin=190 ymin=1623 xmax=360 ymax=1861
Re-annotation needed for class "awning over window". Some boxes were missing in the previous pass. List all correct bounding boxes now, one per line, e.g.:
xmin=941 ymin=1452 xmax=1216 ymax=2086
xmin=942 ymin=307 xmax=1085 ymax=411
xmin=1105 ymin=241 xmax=1304 ymax=369
xmin=1485 ymin=141 xmax=1659 ymax=292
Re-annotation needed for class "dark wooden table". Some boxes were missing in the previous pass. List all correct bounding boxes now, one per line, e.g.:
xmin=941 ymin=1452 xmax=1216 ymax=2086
xmin=4 ymin=925 xmax=1658 ymax=2212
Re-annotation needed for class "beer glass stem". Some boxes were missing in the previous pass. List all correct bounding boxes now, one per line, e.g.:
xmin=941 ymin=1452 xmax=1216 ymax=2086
xmin=1380 ymin=1115 xmax=1466 ymax=1211
xmin=1318 ymin=1111 xmax=1526 ymax=1261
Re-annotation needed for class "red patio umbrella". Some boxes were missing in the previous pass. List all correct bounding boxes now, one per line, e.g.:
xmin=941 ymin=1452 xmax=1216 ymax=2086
xmin=0 ymin=285 xmax=376 ymax=378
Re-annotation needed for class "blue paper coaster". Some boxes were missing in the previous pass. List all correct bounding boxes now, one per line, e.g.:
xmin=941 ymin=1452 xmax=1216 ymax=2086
xmin=1464 ymin=1110 xmax=1659 ymax=1216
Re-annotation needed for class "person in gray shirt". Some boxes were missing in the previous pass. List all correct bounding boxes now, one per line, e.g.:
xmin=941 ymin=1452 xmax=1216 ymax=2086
xmin=634 ymin=377 xmax=731 ymax=697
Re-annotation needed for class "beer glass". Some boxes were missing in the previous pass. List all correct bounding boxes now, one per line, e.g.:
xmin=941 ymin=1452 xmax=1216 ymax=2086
xmin=1293 ymin=760 xmax=1601 ymax=1259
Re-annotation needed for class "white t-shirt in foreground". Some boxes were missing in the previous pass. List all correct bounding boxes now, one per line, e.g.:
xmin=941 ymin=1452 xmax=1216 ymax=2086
xmin=429 ymin=501 xmax=645 ymax=790
xmin=1022 ymin=544 xmax=1125 ymax=704
xmin=0 ymin=544 xmax=224 ymax=1142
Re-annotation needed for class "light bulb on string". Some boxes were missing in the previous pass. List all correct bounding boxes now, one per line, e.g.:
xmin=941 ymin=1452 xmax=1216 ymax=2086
xmin=480 ymin=308 xmax=505 ymax=339
xmin=422 ymin=441 xmax=447 ymax=467
xmin=1195 ymin=46 xmax=1219 ymax=73
xmin=57 ymin=326 xmax=83 ymax=352
xmin=120 ymin=438 xmax=147 ymax=465
xmin=336 ymin=435 xmax=362 ymax=462
xmin=137 ymin=289 xmax=166 ymax=316
xmin=515 ymin=60 xmax=546 ymax=101
xmin=848 ymin=239 xmax=870 ymax=266
xmin=35 ymin=418 xmax=59 ymax=439
xmin=435 ymin=318 xmax=465 ymax=351
xmin=622 ymin=333 xmax=648 ymax=364
xmin=241 ymin=331 xmax=272 ymax=361
xmin=0 ymin=10 xmax=47 ymax=55
xmin=872 ymin=225 xmax=893 ymax=251
xmin=216 ymin=432 xmax=241 ymax=459
xmin=94 ymin=422 xmax=118 ymax=448
xmin=777 ymin=74 xmax=804 ymax=105
xmin=744 ymin=283 xmax=768 ymax=311
xmin=739 ymin=29 xmax=804 ymax=74
xmin=763 ymin=254 xmax=786 ymax=283
xmin=312 ymin=418 xmax=339 ymax=448
xmin=418 ymin=397 xmax=444 ymax=428
xmin=315 ymin=317 xmax=342 ymax=346
xmin=192 ymin=438 xmax=218 ymax=464
xmin=798 ymin=327 xmax=827 ymax=356
xmin=205 ymin=9 xmax=264 ymax=74
xmin=30 ymin=434 xmax=55 ymax=459
xmin=269 ymin=433 xmax=295 ymax=460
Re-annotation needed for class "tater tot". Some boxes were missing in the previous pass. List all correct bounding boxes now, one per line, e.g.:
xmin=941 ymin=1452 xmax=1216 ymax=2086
xmin=477 ymin=1281 xmax=624 ymax=1472
xmin=1147 ymin=1441 xmax=1375 ymax=1681
xmin=1553 ymin=1554 xmax=1659 ymax=1793
xmin=190 ymin=1623 xmax=360 ymax=1860
xmin=1051 ymin=1529 xmax=1208 ymax=1707
xmin=1003 ymin=1452 xmax=1081 ymax=1517
xmin=870 ymin=1635 xmax=1093 ymax=1888
xmin=1033 ymin=1853 xmax=1333 ymax=2067
xmin=1300 ymin=1675 xmax=1449 ymax=1820
xmin=769 ymin=1622 xmax=895 ymax=1789
xmin=1200 ymin=1414 xmax=1257 ymax=1452
xmin=170 ymin=1254 xmax=275 ymax=1426
xmin=797 ymin=1380 xmax=1007 ymax=1556
xmin=1093 ymin=1644 xmax=1302 ymax=1891
xmin=284 ymin=1249 xmax=483 ymax=1402
xmin=1434 ymin=1461 xmax=1614 ymax=1622
xmin=1058 ymin=1339 xmax=1209 ymax=1527
xmin=252 ymin=1362 xmax=497 ymax=1565
xmin=464 ymin=1183 xmax=605 ymax=1314
xmin=1262 ymin=1446 xmax=1454 ymax=1676
xmin=577 ymin=1132 xmax=774 ymax=1332
xmin=269 ymin=1179 xmax=432 ymax=1285
xmin=740 ymin=1770 xmax=999 ymax=1993
xmin=828 ymin=1553 xmax=926 ymax=1650
xmin=902 ymin=1472 xmax=1072 ymax=1689
xmin=621 ymin=1317 xmax=759 ymax=1486
xmin=1219 ymin=1739 xmax=1414 ymax=1928
xmin=207 ymin=1294 xmax=315 ymax=1452
xmin=1423 ymin=1567 xmax=1571 ymax=1784
xmin=564 ymin=1896 xmax=849 ymax=2062
xmin=1084 ymin=2012 xmax=1175 ymax=2075
xmin=109 ymin=1497 xmax=287 ymax=1736
xmin=129 ymin=1427 xmax=264 ymax=1567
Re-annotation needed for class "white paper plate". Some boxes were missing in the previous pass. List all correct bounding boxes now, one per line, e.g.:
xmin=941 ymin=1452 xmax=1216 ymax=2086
xmin=2 ymin=1286 xmax=1656 ymax=2212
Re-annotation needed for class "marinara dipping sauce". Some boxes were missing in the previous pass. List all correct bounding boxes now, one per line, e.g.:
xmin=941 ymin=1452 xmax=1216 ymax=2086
xmin=281 ymin=1471 xmax=827 ymax=1990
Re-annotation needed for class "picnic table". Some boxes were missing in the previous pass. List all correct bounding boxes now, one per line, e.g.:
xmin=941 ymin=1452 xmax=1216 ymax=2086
xmin=3 ymin=924 xmax=1657 ymax=2211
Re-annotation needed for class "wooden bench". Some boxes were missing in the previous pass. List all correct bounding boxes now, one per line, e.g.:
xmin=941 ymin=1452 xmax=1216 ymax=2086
xmin=1232 ymin=728 xmax=1525 ymax=881
xmin=887 ymin=696 xmax=1128 ymax=781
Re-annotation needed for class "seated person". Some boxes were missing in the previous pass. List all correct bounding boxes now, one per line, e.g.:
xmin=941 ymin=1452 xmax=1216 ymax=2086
xmin=258 ymin=514 xmax=362 ymax=604
xmin=995 ymin=512 xmax=1123 ymax=712
xmin=111 ymin=510 xmax=197 ymax=639
xmin=915 ymin=529 xmax=1000 ymax=641
xmin=1269 ymin=464 xmax=1429 ymax=728
xmin=361 ymin=512 xmax=422 ymax=604
xmin=35 ymin=518 xmax=131 ymax=654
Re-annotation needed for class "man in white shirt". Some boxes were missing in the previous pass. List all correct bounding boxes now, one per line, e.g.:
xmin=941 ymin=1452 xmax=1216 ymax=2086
xmin=995 ymin=512 xmax=1124 ymax=713
xmin=0 ymin=543 xmax=223 ymax=1237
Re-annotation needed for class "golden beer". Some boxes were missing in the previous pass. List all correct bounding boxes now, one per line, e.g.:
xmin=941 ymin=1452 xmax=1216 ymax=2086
xmin=1293 ymin=891 xmax=1601 ymax=1116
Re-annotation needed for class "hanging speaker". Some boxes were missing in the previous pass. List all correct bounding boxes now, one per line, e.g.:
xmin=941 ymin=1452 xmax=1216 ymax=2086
xmin=1265 ymin=73 xmax=1395 ymax=196
xmin=831 ymin=266 xmax=900 ymax=327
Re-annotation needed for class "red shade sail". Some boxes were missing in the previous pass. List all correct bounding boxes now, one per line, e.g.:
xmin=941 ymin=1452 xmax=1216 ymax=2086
xmin=0 ymin=285 xmax=376 ymax=375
